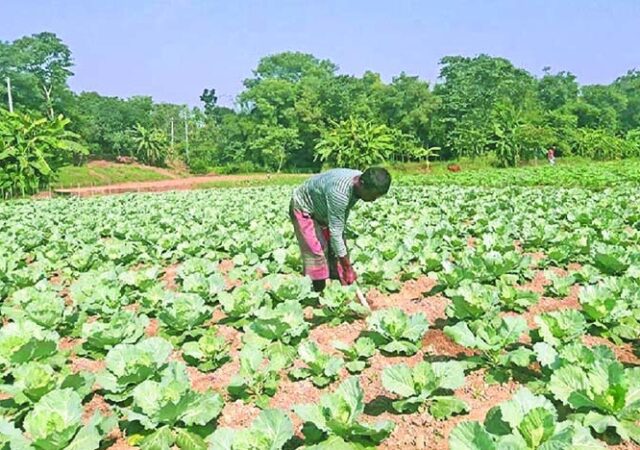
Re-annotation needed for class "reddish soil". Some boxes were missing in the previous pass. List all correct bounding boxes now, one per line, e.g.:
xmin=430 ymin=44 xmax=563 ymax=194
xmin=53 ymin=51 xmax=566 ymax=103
xmin=375 ymin=369 xmax=520 ymax=450
xmin=51 ymin=173 xmax=305 ymax=198
xmin=59 ymin=337 xmax=82 ymax=353
xmin=83 ymin=394 xmax=112 ymax=423
xmin=106 ymin=435 xmax=136 ymax=450
xmin=70 ymin=356 xmax=106 ymax=374
xmin=522 ymin=285 xmax=581 ymax=328
xmin=144 ymin=318 xmax=159 ymax=337
xmin=367 ymin=276 xmax=449 ymax=323
xmin=582 ymin=335 xmax=640 ymax=366
xmin=520 ymin=270 xmax=549 ymax=294
xmin=52 ymin=175 xmax=216 ymax=197
xmin=422 ymin=329 xmax=475 ymax=358
xmin=162 ymin=263 xmax=180 ymax=291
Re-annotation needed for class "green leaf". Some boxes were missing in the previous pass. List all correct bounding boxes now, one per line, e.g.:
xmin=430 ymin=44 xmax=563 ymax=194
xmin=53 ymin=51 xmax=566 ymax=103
xmin=175 ymin=429 xmax=207 ymax=450
xmin=180 ymin=391 xmax=224 ymax=426
xmin=207 ymin=428 xmax=235 ymax=450
xmin=449 ymin=422 xmax=496 ymax=450
xmin=429 ymin=396 xmax=469 ymax=419
xmin=381 ymin=364 xmax=415 ymax=397
xmin=140 ymin=426 xmax=175 ymax=450
xmin=533 ymin=342 xmax=557 ymax=368
xmin=64 ymin=412 xmax=103 ymax=450
xmin=444 ymin=322 xmax=476 ymax=348
xmin=23 ymin=388 xmax=83 ymax=450
xmin=251 ymin=409 xmax=294 ymax=449
xmin=432 ymin=361 xmax=467 ymax=390
xmin=517 ymin=407 xmax=556 ymax=448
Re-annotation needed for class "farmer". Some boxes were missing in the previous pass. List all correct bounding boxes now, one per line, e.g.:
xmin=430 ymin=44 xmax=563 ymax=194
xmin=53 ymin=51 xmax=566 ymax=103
xmin=547 ymin=147 xmax=556 ymax=165
xmin=290 ymin=167 xmax=392 ymax=292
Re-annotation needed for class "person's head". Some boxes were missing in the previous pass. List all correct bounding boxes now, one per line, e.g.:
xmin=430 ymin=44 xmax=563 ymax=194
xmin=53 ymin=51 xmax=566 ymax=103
xmin=355 ymin=167 xmax=392 ymax=202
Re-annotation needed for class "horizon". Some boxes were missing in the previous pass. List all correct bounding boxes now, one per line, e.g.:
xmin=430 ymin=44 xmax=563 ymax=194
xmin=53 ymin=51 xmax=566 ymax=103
xmin=2 ymin=0 xmax=639 ymax=107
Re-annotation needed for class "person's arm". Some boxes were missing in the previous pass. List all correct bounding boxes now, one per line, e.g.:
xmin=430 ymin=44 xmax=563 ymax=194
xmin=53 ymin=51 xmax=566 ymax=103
xmin=326 ymin=189 xmax=357 ymax=285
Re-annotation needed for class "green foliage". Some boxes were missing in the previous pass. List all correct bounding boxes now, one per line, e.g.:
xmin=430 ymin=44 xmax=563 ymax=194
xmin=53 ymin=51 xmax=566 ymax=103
xmin=367 ymin=308 xmax=429 ymax=355
xmin=289 ymin=341 xmax=344 ymax=388
xmin=157 ymin=292 xmax=211 ymax=342
xmin=444 ymin=315 xmax=532 ymax=383
xmin=548 ymin=355 xmax=640 ymax=443
xmin=228 ymin=345 xmax=285 ymax=408
xmin=294 ymin=377 xmax=395 ymax=448
xmin=20 ymin=389 xmax=114 ymax=450
xmin=314 ymin=283 xmax=370 ymax=325
xmin=382 ymin=361 xmax=468 ymax=416
xmin=315 ymin=116 xmax=395 ymax=169
xmin=96 ymin=337 xmax=173 ymax=402
xmin=449 ymin=388 xmax=604 ymax=449
xmin=571 ymin=127 xmax=639 ymax=160
xmin=181 ymin=328 xmax=230 ymax=372
xmin=0 ymin=110 xmax=86 ymax=196
xmin=80 ymin=309 xmax=149 ymax=356
xmin=129 ymin=123 xmax=169 ymax=165
xmin=4 ymin=31 xmax=640 ymax=181
xmin=0 ymin=320 xmax=60 ymax=374
xmin=333 ymin=337 xmax=376 ymax=374
xmin=121 ymin=362 xmax=224 ymax=449
xmin=209 ymin=409 xmax=294 ymax=450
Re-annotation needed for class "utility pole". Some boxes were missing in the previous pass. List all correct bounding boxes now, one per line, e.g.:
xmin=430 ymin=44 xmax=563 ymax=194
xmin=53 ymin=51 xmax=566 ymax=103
xmin=6 ymin=77 xmax=13 ymax=113
xmin=184 ymin=115 xmax=189 ymax=163
xmin=170 ymin=117 xmax=175 ymax=151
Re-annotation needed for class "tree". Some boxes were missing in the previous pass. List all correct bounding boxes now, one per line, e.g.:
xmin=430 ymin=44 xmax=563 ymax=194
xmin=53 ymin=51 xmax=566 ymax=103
xmin=0 ymin=109 xmax=86 ymax=196
xmin=245 ymin=51 xmax=337 ymax=87
xmin=11 ymin=32 xmax=73 ymax=119
xmin=432 ymin=54 xmax=538 ymax=158
xmin=200 ymin=88 xmax=218 ymax=116
xmin=379 ymin=73 xmax=438 ymax=148
xmin=249 ymin=124 xmax=302 ymax=172
xmin=315 ymin=117 xmax=394 ymax=169
xmin=537 ymin=68 xmax=579 ymax=110
xmin=129 ymin=124 xmax=168 ymax=166
xmin=491 ymin=101 xmax=552 ymax=167
xmin=67 ymin=93 xmax=154 ymax=158
xmin=614 ymin=70 xmax=640 ymax=132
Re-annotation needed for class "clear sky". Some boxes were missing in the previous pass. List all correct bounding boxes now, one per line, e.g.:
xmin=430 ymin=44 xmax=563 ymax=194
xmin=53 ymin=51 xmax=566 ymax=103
xmin=2 ymin=0 xmax=639 ymax=106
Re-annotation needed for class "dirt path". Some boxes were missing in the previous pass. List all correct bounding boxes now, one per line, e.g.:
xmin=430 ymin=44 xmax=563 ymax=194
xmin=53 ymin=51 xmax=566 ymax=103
xmin=52 ymin=174 xmax=301 ymax=198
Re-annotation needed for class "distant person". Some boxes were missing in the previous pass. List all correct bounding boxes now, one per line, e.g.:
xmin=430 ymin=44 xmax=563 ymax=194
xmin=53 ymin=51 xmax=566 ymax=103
xmin=547 ymin=147 xmax=556 ymax=165
xmin=290 ymin=168 xmax=391 ymax=292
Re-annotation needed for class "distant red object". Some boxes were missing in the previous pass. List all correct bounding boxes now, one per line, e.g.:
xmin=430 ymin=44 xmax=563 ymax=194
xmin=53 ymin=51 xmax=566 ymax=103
xmin=116 ymin=156 xmax=138 ymax=164
xmin=447 ymin=164 xmax=461 ymax=173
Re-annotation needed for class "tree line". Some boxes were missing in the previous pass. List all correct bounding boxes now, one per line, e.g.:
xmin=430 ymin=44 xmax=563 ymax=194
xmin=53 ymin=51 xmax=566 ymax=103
xmin=1 ymin=32 xmax=640 ymax=185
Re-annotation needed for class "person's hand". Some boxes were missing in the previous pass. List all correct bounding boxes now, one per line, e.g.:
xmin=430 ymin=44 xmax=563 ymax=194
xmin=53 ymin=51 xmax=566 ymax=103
xmin=342 ymin=266 xmax=357 ymax=285
xmin=338 ymin=256 xmax=357 ymax=285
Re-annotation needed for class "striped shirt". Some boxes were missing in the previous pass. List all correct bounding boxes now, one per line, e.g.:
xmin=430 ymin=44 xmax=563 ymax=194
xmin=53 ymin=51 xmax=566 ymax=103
xmin=291 ymin=169 xmax=361 ymax=257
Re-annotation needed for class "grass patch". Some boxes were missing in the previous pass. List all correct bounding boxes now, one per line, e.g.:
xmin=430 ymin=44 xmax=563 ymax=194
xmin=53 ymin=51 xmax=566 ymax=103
xmin=396 ymin=158 xmax=640 ymax=189
xmin=54 ymin=164 xmax=170 ymax=188
xmin=195 ymin=174 xmax=311 ymax=190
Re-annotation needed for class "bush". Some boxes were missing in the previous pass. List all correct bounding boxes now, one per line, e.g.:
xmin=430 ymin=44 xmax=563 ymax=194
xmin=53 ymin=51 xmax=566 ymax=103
xmin=571 ymin=128 xmax=638 ymax=160
xmin=0 ymin=109 xmax=86 ymax=197
xmin=210 ymin=162 xmax=260 ymax=174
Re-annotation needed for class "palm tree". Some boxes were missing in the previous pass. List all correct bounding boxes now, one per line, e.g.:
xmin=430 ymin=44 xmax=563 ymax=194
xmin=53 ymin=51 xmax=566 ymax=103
xmin=130 ymin=124 xmax=168 ymax=166
xmin=315 ymin=117 xmax=394 ymax=169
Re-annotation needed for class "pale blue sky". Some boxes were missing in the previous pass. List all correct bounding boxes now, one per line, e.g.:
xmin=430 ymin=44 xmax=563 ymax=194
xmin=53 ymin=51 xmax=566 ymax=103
xmin=2 ymin=0 xmax=639 ymax=106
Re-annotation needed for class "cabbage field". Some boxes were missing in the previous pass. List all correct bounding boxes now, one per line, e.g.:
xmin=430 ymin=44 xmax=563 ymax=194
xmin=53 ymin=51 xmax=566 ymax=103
xmin=1 ymin=181 xmax=640 ymax=449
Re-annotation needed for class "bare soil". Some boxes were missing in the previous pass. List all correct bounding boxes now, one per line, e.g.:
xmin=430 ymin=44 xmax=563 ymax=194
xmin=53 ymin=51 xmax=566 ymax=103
xmin=51 ymin=172 xmax=303 ymax=198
